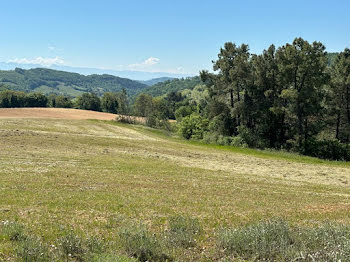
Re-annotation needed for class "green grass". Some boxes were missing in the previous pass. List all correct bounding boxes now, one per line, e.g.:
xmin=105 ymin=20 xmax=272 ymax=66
xmin=0 ymin=118 xmax=350 ymax=261
xmin=99 ymin=119 xmax=350 ymax=167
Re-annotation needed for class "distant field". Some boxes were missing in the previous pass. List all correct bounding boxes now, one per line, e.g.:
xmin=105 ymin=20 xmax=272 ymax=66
xmin=0 ymin=108 xmax=119 ymax=120
xmin=1 ymin=109 xmax=350 ymax=261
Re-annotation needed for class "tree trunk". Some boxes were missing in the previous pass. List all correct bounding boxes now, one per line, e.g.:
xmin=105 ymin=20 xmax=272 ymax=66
xmin=336 ymin=111 xmax=341 ymax=140
xmin=230 ymin=89 xmax=234 ymax=108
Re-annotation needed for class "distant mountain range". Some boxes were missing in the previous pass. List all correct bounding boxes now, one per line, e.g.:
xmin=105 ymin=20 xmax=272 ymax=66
xmin=0 ymin=67 xmax=193 ymax=99
xmin=0 ymin=62 xmax=191 ymax=81
xmin=0 ymin=67 xmax=148 ymax=97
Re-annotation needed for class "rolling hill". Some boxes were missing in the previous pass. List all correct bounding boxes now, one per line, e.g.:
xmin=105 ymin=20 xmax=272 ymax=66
xmin=0 ymin=67 xmax=148 ymax=97
xmin=142 ymin=76 xmax=202 ymax=97
xmin=138 ymin=77 xmax=175 ymax=86
xmin=0 ymin=109 xmax=350 ymax=260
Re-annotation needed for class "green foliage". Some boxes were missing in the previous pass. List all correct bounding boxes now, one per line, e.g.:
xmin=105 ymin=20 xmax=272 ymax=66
xmin=174 ymin=105 xmax=193 ymax=120
xmin=0 ymin=68 xmax=148 ymax=97
xmin=133 ymin=93 xmax=153 ymax=117
xmin=76 ymin=93 xmax=101 ymax=111
xmin=118 ymin=223 xmax=172 ymax=262
xmin=330 ymin=48 xmax=350 ymax=143
xmin=197 ymin=37 xmax=349 ymax=160
xmin=178 ymin=113 xmax=209 ymax=140
xmin=142 ymin=77 xmax=201 ymax=97
xmin=0 ymin=90 xmax=26 ymax=107
xmin=304 ymin=139 xmax=350 ymax=161
xmin=139 ymin=77 xmax=174 ymax=86
xmin=48 ymin=94 xmax=73 ymax=108
xmin=101 ymin=92 xmax=119 ymax=113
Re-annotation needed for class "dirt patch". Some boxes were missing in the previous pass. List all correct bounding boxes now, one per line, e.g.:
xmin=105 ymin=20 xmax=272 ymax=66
xmin=0 ymin=108 xmax=143 ymax=121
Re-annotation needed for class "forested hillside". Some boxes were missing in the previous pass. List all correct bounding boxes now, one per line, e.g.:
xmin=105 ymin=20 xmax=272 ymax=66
xmin=0 ymin=68 xmax=148 ymax=97
xmin=142 ymin=76 xmax=201 ymax=97
xmin=139 ymin=77 xmax=174 ymax=86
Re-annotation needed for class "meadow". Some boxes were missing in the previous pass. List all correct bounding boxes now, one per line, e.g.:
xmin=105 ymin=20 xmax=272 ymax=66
xmin=1 ymin=110 xmax=350 ymax=261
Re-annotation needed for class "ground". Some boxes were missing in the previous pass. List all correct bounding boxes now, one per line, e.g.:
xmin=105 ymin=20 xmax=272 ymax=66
xmin=0 ymin=108 xmax=350 ymax=260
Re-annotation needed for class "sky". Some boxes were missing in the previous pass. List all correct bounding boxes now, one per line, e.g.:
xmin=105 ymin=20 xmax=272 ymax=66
xmin=0 ymin=0 xmax=349 ymax=76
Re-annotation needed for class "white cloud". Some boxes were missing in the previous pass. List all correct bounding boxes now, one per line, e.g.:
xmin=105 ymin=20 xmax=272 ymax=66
xmin=7 ymin=56 xmax=65 ymax=67
xmin=128 ymin=57 xmax=160 ymax=69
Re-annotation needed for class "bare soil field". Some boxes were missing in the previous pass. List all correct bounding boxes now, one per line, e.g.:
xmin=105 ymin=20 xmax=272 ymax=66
xmin=0 ymin=107 xmax=124 ymax=120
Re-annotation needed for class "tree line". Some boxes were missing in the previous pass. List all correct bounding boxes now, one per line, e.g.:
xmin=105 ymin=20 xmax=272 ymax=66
xmin=0 ymin=88 xmax=129 ymax=114
xmin=132 ymin=38 xmax=350 ymax=161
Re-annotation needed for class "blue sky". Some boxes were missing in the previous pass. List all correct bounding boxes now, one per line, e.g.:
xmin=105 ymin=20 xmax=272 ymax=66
xmin=0 ymin=0 xmax=349 ymax=75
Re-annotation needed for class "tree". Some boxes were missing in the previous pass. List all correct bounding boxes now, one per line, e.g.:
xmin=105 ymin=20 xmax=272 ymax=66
xmin=276 ymin=38 xmax=329 ymax=149
xmin=330 ymin=48 xmax=350 ymax=142
xmin=117 ymin=88 xmax=129 ymax=115
xmin=133 ymin=93 xmax=153 ymax=117
xmin=101 ymin=92 xmax=119 ymax=113
xmin=24 ymin=92 xmax=48 ymax=107
xmin=250 ymin=44 xmax=288 ymax=148
xmin=201 ymin=43 xmax=251 ymax=136
xmin=76 ymin=93 xmax=101 ymax=111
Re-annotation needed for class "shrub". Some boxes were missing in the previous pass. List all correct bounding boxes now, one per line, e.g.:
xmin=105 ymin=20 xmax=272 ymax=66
xmin=57 ymin=230 xmax=85 ymax=261
xmin=217 ymin=219 xmax=350 ymax=261
xmin=115 ymin=115 xmax=136 ymax=124
xmin=1 ymin=221 xmax=27 ymax=241
xmin=303 ymin=139 xmax=350 ymax=161
xmin=178 ymin=113 xmax=209 ymax=140
xmin=298 ymin=223 xmax=350 ymax=261
xmin=118 ymin=223 xmax=172 ymax=262
xmin=146 ymin=115 xmax=172 ymax=131
xmin=166 ymin=215 xmax=201 ymax=248
xmin=174 ymin=106 xmax=193 ymax=121
xmin=217 ymin=219 xmax=296 ymax=261
xmin=16 ymin=236 xmax=51 ymax=262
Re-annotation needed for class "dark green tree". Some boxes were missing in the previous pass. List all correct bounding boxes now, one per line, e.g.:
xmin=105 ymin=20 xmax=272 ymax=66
xmin=101 ymin=92 xmax=119 ymax=113
xmin=276 ymin=38 xmax=329 ymax=149
xmin=330 ymin=48 xmax=350 ymax=142
xmin=133 ymin=93 xmax=153 ymax=117
xmin=76 ymin=93 xmax=101 ymax=111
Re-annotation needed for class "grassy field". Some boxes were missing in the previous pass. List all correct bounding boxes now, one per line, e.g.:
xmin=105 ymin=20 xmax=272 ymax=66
xmin=1 ymin=114 xmax=350 ymax=261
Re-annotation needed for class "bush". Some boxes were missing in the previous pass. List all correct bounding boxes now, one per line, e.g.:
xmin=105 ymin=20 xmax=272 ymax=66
xmin=174 ymin=106 xmax=193 ymax=121
xmin=146 ymin=115 xmax=172 ymax=131
xmin=165 ymin=215 xmax=201 ymax=248
xmin=118 ymin=223 xmax=172 ymax=262
xmin=304 ymin=139 xmax=350 ymax=161
xmin=178 ymin=113 xmax=209 ymax=140
xmin=115 ymin=115 xmax=136 ymax=124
